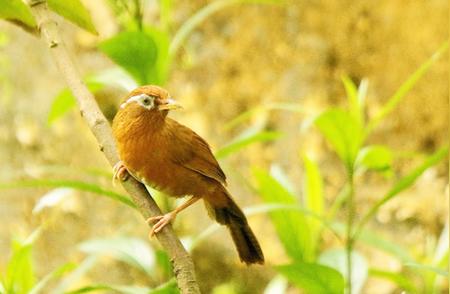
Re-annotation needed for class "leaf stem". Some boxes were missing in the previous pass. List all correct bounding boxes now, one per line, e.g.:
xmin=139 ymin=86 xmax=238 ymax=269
xmin=346 ymin=168 xmax=355 ymax=294
xmin=133 ymin=0 xmax=143 ymax=31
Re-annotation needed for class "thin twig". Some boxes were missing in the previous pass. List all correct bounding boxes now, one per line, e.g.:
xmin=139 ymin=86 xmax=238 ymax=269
xmin=26 ymin=1 xmax=200 ymax=293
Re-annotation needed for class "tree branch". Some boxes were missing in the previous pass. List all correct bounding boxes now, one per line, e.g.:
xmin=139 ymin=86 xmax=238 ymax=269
xmin=27 ymin=1 xmax=200 ymax=293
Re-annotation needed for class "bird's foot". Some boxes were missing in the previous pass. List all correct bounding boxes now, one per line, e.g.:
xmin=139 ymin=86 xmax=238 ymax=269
xmin=146 ymin=212 xmax=177 ymax=237
xmin=112 ymin=161 xmax=129 ymax=183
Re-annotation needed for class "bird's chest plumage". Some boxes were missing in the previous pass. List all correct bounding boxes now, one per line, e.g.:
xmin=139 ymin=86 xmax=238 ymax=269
xmin=119 ymin=129 xmax=179 ymax=195
xmin=114 ymin=113 xmax=218 ymax=198
xmin=118 ymin=129 xmax=195 ymax=197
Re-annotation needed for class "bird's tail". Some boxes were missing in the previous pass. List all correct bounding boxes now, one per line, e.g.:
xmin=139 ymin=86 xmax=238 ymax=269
xmin=204 ymin=189 xmax=264 ymax=265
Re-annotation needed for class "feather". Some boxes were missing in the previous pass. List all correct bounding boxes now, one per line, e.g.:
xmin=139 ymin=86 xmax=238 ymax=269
xmin=166 ymin=118 xmax=227 ymax=186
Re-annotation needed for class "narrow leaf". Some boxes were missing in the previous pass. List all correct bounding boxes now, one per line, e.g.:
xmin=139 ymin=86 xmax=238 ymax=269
xmin=48 ymin=0 xmax=97 ymax=34
xmin=331 ymin=222 xmax=414 ymax=263
xmin=78 ymin=237 xmax=155 ymax=275
xmin=0 ymin=0 xmax=36 ymax=28
xmin=404 ymin=262 xmax=448 ymax=276
xmin=355 ymin=145 xmax=448 ymax=237
xmin=277 ymin=262 xmax=344 ymax=294
xmin=369 ymin=268 xmax=416 ymax=293
xmin=341 ymin=75 xmax=362 ymax=125
xmin=224 ymin=102 xmax=302 ymax=131
xmin=29 ymin=263 xmax=76 ymax=294
xmin=190 ymin=203 xmax=341 ymax=252
xmin=66 ymin=279 xmax=177 ymax=294
xmin=4 ymin=229 xmax=42 ymax=294
xmin=253 ymin=168 xmax=312 ymax=261
xmin=99 ymin=31 xmax=158 ymax=85
xmin=0 ymin=179 xmax=136 ymax=209
xmin=368 ymin=42 xmax=448 ymax=133
xmin=215 ymin=131 xmax=281 ymax=159
xmin=302 ymin=155 xmax=324 ymax=256
xmin=50 ymin=256 xmax=98 ymax=294
xmin=170 ymin=0 xmax=279 ymax=56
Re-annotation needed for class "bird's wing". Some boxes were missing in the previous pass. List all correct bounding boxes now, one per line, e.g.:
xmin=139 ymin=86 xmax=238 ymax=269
xmin=167 ymin=119 xmax=227 ymax=185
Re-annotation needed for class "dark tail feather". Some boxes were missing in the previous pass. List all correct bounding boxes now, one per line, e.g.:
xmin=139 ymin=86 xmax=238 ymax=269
xmin=205 ymin=192 xmax=264 ymax=265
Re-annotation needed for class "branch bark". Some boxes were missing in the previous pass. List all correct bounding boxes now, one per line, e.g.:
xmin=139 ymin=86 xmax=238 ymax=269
xmin=27 ymin=1 xmax=200 ymax=293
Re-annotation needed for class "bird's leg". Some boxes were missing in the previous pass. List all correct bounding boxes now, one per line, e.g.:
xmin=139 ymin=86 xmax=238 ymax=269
xmin=147 ymin=196 xmax=200 ymax=237
xmin=112 ymin=160 xmax=129 ymax=183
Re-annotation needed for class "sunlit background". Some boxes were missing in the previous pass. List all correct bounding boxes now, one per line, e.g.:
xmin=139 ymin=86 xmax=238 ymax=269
xmin=0 ymin=0 xmax=448 ymax=293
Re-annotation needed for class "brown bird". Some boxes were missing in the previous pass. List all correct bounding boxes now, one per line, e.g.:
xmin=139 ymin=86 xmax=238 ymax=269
xmin=112 ymin=85 xmax=264 ymax=265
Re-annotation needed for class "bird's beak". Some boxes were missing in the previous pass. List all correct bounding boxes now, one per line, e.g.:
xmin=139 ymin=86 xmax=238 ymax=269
xmin=158 ymin=98 xmax=183 ymax=111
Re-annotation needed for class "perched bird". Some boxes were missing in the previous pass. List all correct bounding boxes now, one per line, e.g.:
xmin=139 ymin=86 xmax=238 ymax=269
xmin=112 ymin=85 xmax=264 ymax=265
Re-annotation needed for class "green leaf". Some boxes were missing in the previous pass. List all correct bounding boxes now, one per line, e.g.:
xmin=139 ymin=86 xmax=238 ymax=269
xmin=369 ymin=268 xmax=416 ymax=293
xmin=367 ymin=42 xmax=448 ymax=133
xmin=66 ymin=280 xmax=178 ymax=294
xmin=331 ymin=222 xmax=415 ymax=263
xmin=170 ymin=0 xmax=280 ymax=56
xmin=29 ymin=262 xmax=76 ymax=294
xmin=159 ymin=0 xmax=172 ymax=30
xmin=315 ymin=108 xmax=364 ymax=169
xmin=318 ymin=249 xmax=368 ymax=294
xmin=189 ymin=203 xmax=342 ymax=252
xmin=145 ymin=27 xmax=171 ymax=85
xmin=78 ymin=237 xmax=155 ymax=275
xmin=341 ymin=75 xmax=362 ymax=125
xmin=99 ymin=31 xmax=158 ymax=85
xmin=47 ymin=0 xmax=97 ymax=34
xmin=277 ymin=262 xmax=344 ymax=294
xmin=3 ymin=228 xmax=42 ymax=294
xmin=48 ymin=82 xmax=105 ymax=125
xmin=404 ymin=262 xmax=448 ymax=276
xmin=215 ymin=131 xmax=281 ymax=159
xmin=253 ymin=168 xmax=312 ymax=261
xmin=356 ymin=79 xmax=369 ymax=113
xmin=357 ymin=229 xmax=414 ymax=263
xmin=223 ymin=102 xmax=302 ymax=131
xmin=0 ymin=0 xmax=36 ymax=28
xmin=355 ymin=145 xmax=448 ymax=238
xmin=302 ymin=154 xmax=324 ymax=256
xmin=155 ymin=250 xmax=172 ymax=280
xmin=356 ymin=145 xmax=393 ymax=171
xmin=0 ymin=179 xmax=136 ymax=209
xmin=51 ymin=255 xmax=98 ymax=293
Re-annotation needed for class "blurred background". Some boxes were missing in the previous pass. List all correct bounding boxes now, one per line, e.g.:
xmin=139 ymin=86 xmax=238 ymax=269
xmin=0 ymin=0 xmax=448 ymax=293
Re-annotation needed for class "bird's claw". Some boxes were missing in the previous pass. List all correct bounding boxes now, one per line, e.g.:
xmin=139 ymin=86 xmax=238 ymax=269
xmin=146 ymin=212 xmax=176 ymax=237
xmin=112 ymin=161 xmax=129 ymax=184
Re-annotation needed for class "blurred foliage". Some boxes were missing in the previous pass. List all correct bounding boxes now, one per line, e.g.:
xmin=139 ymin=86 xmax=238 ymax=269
xmin=0 ymin=0 xmax=448 ymax=293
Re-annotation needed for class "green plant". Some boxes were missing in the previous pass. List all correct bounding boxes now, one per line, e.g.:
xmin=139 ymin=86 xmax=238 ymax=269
xmin=0 ymin=227 xmax=178 ymax=293
xmin=0 ymin=228 xmax=77 ymax=294
xmin=314 ymin=42 xmax=448 ymax=293
xmin=226 ymin=42 xmax=448 ymax=293
xmin=46 ymin=0 xmax=280 ymax=124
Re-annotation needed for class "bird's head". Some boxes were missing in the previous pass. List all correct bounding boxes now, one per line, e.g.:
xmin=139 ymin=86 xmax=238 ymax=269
xmin=119 ymin=85 xmax=182 ymax=118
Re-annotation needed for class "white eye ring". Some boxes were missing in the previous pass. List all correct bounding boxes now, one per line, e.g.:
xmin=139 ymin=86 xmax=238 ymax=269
xmin=121 ymin=94 xmax=155 ymax=109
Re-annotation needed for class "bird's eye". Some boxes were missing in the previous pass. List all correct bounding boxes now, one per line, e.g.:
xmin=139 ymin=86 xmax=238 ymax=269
xmin=140 ymin=95 xmax=155 ymax=108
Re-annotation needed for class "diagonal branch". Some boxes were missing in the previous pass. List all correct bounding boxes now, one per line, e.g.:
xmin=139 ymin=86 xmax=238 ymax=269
xmin=27 ymin=1 xmax=200 ymax=293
